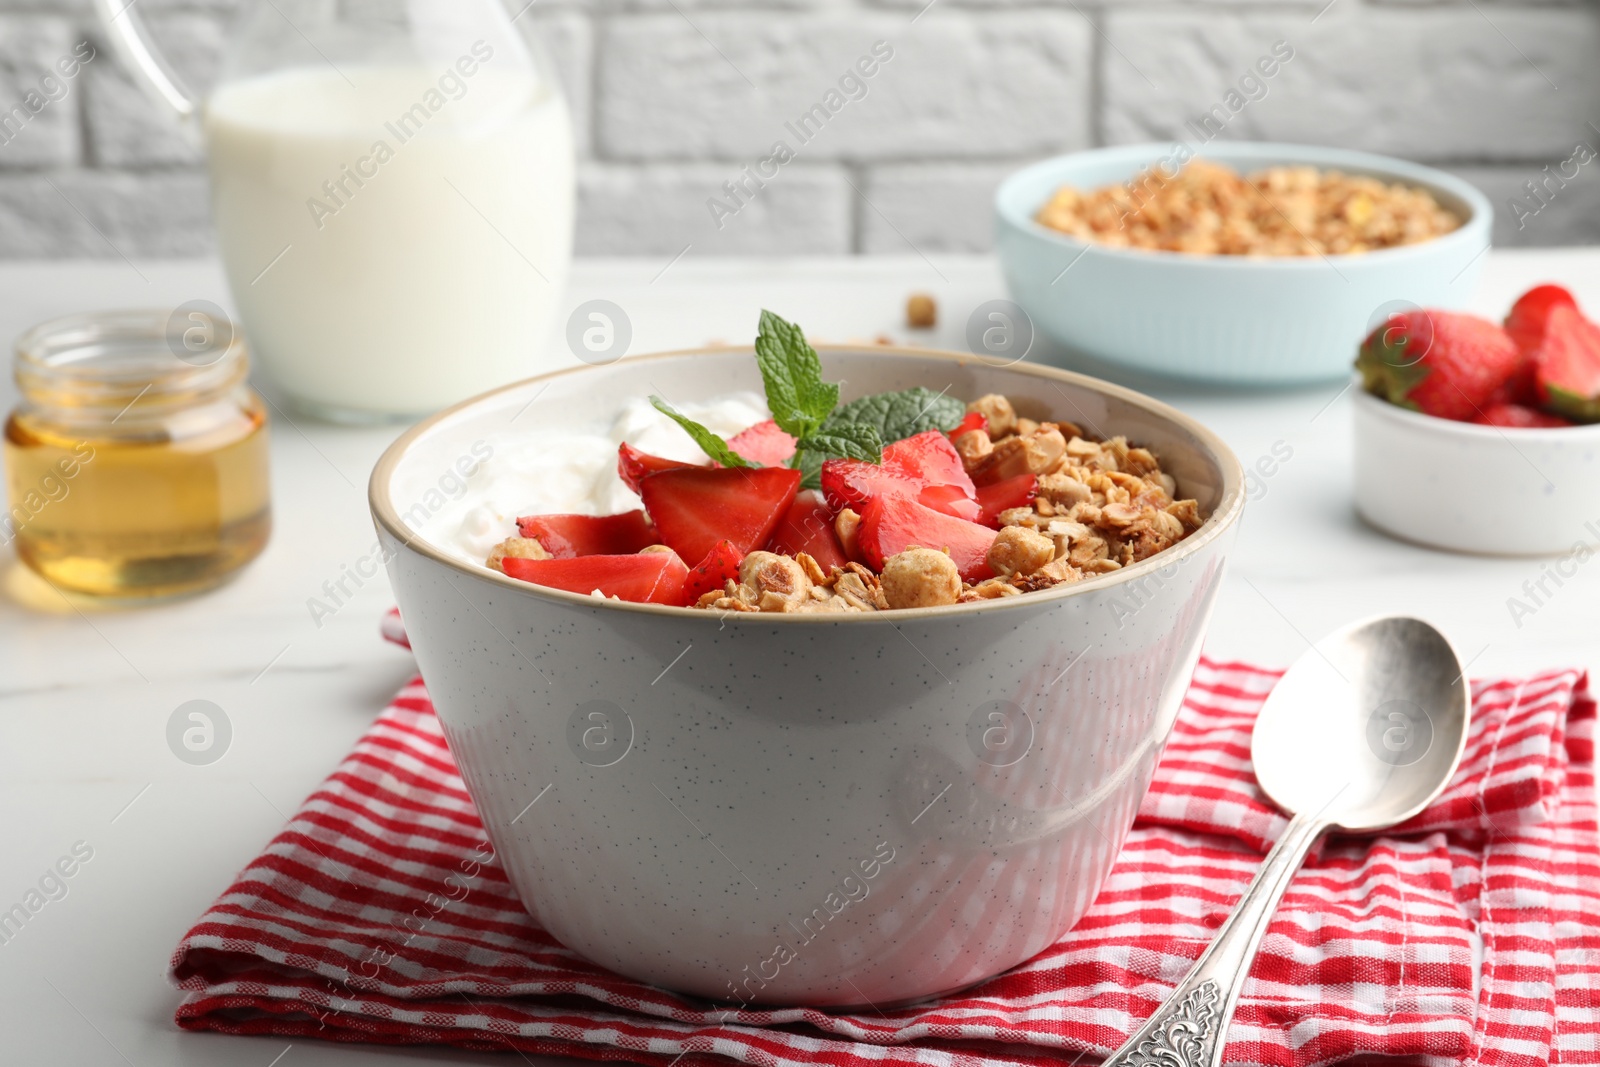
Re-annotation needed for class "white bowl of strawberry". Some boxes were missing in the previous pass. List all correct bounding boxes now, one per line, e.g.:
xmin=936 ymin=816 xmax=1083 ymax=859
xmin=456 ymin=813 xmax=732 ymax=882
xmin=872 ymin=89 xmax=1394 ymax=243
xmin=370 ymin=312 xmax=1245 ymax=1006
xmin=1355 ymin=284 xmax=1600 ymax=556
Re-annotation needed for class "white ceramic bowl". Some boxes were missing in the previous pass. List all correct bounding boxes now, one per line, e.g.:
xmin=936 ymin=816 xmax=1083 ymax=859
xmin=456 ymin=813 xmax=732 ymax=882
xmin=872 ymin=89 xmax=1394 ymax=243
xmin=995 ymin=142 xmax=1492 ymax=385
xmin=370 ymin=346 xmax=1245 ymax=1007
xmin=1353 ymin=387 xmax=1600 ymax=555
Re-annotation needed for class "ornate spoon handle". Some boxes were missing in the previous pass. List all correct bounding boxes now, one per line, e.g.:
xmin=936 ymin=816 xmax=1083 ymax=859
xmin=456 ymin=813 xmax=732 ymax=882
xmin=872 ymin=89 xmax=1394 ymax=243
xmin=1101 ymin=811 xmax=1328 ymax=1067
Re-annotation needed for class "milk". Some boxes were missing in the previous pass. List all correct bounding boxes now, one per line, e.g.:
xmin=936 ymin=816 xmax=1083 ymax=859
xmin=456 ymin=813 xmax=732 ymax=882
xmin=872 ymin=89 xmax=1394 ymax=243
xmin=205 ymin=60 xmax=575 ymax=418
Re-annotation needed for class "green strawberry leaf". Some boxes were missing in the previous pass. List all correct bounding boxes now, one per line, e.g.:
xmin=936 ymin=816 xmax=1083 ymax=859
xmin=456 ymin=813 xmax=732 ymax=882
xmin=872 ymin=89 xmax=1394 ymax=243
xmin=1543 ymin=383 xmax=1600 ymax=423
xmin=1355 ymin=316 xmax=1431 ymax=408
xmin=650 ymin=397 xmax=755 ymax=468
xmin=755 ymin=310 xmax=837 ymax=441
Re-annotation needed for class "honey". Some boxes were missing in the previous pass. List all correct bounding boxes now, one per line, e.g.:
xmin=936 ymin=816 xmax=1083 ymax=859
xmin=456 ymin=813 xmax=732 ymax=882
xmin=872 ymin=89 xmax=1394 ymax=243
xmin=3 ymin=310 xmax=271 ymax=599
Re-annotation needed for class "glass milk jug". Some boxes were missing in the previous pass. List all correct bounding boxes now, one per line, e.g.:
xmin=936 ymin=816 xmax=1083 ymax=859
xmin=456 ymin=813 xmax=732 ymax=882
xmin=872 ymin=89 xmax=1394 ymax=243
xmin=96 ymin=0 xmax=576 ymax=422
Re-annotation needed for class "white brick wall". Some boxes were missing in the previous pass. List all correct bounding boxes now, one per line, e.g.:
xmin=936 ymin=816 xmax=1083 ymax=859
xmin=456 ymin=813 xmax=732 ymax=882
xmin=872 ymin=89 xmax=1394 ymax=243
xmin=0 ymin=0 xmax=1594 ymax=257
xmin=1102 ymin=8 xmax=1600 ymax=161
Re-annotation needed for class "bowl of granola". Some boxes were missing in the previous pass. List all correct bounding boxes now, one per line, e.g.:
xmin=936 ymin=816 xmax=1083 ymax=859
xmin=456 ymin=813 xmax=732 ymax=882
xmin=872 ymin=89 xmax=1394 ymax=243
xmin=369 ymin=313 xmax=1245 ymax=1007
xmin=995 ymin=141 xmax=1491 ymax=385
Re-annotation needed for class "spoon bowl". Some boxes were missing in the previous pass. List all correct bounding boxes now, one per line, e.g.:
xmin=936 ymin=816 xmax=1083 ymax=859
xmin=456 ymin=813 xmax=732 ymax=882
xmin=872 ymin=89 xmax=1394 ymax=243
xmin=1252 ymin=615 xmax=1472 ymax=831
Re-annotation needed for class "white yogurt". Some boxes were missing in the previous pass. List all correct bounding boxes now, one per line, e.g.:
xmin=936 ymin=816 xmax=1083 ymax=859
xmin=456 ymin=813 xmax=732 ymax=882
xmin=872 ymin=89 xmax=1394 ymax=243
xmin=409 ymin=392 xmax=769 ymax=565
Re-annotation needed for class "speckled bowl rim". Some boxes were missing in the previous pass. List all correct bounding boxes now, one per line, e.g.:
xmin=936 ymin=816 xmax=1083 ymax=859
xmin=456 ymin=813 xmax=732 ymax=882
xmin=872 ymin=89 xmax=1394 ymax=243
xmin=369 ymin=344 xmax=1247 ymax=623
xmin=1352 ymin=382 xmax=1600 ymax=439
xmin=996 ymin=140 xmax=1492 ymax=269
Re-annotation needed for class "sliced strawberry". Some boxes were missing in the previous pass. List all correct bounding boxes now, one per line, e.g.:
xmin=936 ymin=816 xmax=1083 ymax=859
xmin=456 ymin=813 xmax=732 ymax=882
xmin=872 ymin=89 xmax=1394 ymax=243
xmin=683 ymin=539 xmax=743 ymax=604
xmin=821 ymin=430 xmax=979 ymax=520
xmin=501 ymin=552 xmax=688 ymax=605
xmin=885 ymin=430 xmax=975 ymax=494
xmin=618 ymin=443 xmax=701 ymax=495
xmin=975 ymin=474 xmax=1039 ymax=528
xmin=948 ymin=411 xmax=988 ymax=439
xmin=821 ymin=458 xmax=923 ymax=513
xmin=1506 ymin=284 xmax=1578 ymax=357
xmin=1472 ymin=402 xmax=1574 ymax=429
xmin=515 ymin=511 xmax=656 ymax=558
xmin=727 ymin=419 xmax=798 ymax=466
xmin=858 ymin=496 xmax=996 ymax=584
xmin=767 ymin=490 xmax=849 ymax=572
xmin=916 ymin=483 xmax=983 ymax=523
xmin=1501 ymin=285 xmax=1577 ymax=405
xmin=639 ymin=466 xmax=801 ymax=563
xmin=1534 ymin=303 xmax=1600 ymax=423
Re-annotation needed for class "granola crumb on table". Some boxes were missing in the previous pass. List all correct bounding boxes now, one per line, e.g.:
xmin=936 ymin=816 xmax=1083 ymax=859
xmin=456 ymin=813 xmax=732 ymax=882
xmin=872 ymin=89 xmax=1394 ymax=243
xmin=675 ymin=391 xmax=1205 ymax=613
xmin=905 ymin=293 xmax=937 ymax=329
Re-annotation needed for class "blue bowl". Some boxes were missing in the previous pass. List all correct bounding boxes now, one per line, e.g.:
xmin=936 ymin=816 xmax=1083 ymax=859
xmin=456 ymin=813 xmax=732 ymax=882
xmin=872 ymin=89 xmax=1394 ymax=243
xmin=995 ymin=142 xmax=1492 ymax=385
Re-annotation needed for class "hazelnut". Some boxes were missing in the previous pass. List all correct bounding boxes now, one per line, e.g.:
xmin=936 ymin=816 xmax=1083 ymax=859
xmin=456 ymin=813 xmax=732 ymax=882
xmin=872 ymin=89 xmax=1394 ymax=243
xmin=952 ymin=428 xmax=993 ymax=470
xmin=967 ymin=394 xmax=1016 ymax=438
xmin=739 ymin=551 xmax=812 ymax=611
xmin=880 ymin=548 xmax=961 ymax=609
xmin=486 ymin=536 xmax=549 ymax=572
xmin=973 ymin=426 xmax=1067 ymax=484
xmin=835 ymin=508 xmax=862 ymax=560
xmin=1026 ymin=427 xmax=1068 ymax=473
xmin=986 ymin=526 xmax=1056 ymax=578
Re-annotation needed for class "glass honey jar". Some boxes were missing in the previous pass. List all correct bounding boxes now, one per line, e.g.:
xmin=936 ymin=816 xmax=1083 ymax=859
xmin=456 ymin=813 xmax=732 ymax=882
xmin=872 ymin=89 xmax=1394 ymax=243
xmin=3 ymin=309 xmax=272 ymax=599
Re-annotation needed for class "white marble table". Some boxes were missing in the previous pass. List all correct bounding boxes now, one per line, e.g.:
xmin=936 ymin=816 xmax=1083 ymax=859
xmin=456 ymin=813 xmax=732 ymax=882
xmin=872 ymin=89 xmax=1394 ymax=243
xmin=1 ymin=253 xmax=1596 ymax=1066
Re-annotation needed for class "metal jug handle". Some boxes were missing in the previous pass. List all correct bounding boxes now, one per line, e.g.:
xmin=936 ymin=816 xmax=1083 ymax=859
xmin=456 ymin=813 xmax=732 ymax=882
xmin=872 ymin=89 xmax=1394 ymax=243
xmin=93 ymin=0 xmax=201 ymax=130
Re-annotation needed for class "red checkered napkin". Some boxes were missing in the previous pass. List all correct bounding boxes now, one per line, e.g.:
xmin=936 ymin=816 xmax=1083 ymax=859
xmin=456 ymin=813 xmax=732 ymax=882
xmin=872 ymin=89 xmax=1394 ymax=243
xmin=169 ymin=619 xmax=1600 ymax=1067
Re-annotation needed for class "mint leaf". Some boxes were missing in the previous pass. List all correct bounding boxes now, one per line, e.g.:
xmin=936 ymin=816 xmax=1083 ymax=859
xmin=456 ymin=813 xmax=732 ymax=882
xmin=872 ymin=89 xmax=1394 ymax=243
xmin=796 ymin=449 xmax=827 ymax=491
xmin=755 ymin=310 xmax=837 ymax=440
xmin=802 ymin=423 xmax=883 ymax=463
xmin=743 ymin=314 xmax=959 ymax=488
xmin=650 ymin=397 xmax=754 ymax=469
xmin=826 ymin=387 xmax=965 ymax=444
xmin=793 ymin=425 xmax=883 ymax=489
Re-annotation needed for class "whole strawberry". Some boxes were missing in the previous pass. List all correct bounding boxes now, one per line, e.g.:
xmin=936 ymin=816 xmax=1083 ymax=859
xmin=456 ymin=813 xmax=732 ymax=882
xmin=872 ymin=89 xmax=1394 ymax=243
xmin=1472 ymin=402 xmax=1573 ymax=429
xmin=1356 ymin=310 xmax=1522 ymax=422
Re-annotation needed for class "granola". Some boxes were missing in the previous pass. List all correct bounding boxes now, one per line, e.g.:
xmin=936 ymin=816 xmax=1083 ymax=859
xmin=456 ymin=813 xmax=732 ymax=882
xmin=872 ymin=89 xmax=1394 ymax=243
xmin=489 ymin=311 xmax=1206 ymax=613
xmin=675 ymin=393 xmax=1204 ymax=612
xmin=1035 ymin=158 xmax=1461 ymax=257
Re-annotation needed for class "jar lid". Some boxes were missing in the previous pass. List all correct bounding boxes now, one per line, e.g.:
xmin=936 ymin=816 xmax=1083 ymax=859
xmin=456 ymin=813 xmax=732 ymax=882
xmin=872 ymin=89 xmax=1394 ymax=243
xmin=14 ymin=308 xmax=249 ymax=419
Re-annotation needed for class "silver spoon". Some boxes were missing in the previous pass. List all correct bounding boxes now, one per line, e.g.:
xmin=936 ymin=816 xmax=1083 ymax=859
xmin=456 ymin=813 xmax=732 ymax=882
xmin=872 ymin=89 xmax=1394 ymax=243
xmin=1102 ymin=615 xmax=1471 ymax=1067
